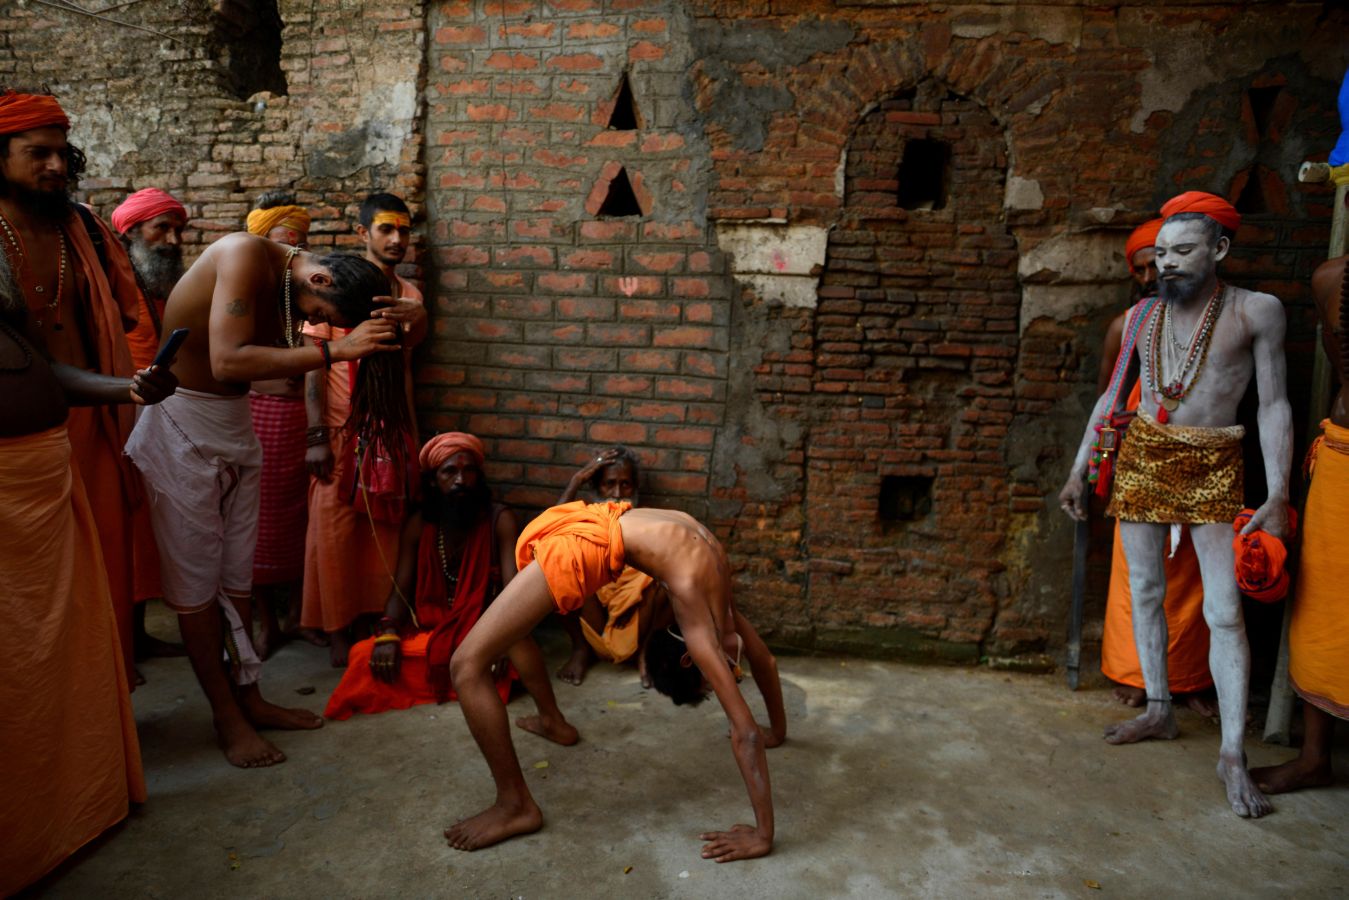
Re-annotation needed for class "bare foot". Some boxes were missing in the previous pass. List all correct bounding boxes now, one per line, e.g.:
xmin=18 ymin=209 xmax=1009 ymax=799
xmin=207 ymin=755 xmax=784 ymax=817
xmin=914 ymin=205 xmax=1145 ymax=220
xmin=555 ymin=645 xmax=593 ymax=686
xmin=444 ymin=800 xmax=543 ymax=851
xmin=1218 ymin=753 xmax=1273 ymax=818
xmin=1251 ymin=757 xmax=1334 ymax=794
xmin=282 ymin=622 xmax=330 ymax=647
xmin=254 ymin=621 xmax=286 ymax=661
xmin=215 ymin=711 xmax=286 ymax=768
xmin=329 ymin=629 xmax=351 ymax=668
xmin=1180 ymin=691 xmax=1219 ymax=718
xmin=239 ymin=689 xmax=324 ymax=731
xmin=515 ymin=714 xmax=580 ymax=746
xmin=1104 ymin=709 xmax=1179 ymax=744
xmin=1112 ymin=684 xmax=1145 ymax=707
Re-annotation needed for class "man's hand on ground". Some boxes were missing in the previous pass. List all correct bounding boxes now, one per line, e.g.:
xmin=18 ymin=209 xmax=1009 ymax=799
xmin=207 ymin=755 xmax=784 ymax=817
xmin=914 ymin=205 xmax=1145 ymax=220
xmin=699 ymin=824 xmax=772 ymax=863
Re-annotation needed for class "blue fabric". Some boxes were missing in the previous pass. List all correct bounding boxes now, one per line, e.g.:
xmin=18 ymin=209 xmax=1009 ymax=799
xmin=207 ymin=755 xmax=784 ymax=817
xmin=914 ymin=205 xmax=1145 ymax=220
xmin=1332 ymin=67 xmax=1349 ymax=166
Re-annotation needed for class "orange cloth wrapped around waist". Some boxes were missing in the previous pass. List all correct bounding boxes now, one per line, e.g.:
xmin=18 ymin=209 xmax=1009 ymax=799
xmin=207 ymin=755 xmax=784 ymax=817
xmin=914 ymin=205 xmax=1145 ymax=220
xmin=1289 ymin=420 xmax=1349 ymax=720
xmin=516 ymin=501 xmax=630 ymax=614
xmin=582 ymin=565 xmax=654 ymax=663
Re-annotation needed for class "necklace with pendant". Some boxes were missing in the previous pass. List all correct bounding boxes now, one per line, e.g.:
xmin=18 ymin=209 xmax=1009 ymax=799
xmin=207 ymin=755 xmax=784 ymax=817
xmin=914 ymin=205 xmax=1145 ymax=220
xmin=1146 ymin=282 xmax=1224 ymax=422
xmin=279 ymin=245 xmax=301 ymax=348
xmin=0 ymin=212 xmax=66 ymax=331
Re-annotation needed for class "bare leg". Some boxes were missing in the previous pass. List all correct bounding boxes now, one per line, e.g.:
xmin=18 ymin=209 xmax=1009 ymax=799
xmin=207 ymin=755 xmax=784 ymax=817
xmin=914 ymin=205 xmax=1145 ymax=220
xmin=554 ymin=610 xmax=594 ymax=686
xmin=224 ymin=591 xmax=323 ymax=732
xmin=177 ymin=603 xmax=285 ymax=768
xmin=512 ymin=635 xmax=580 ymax=745
xmin=445 ymin=562 xmax=569 ymax=851
xmin=253 ymin=586 xmax=285 ymax=661
xmin=329 ymin=626 xmax=351 ymax=668
xmin=1252 ymin=703 xmax=1336 ymax=793
xmin=1106 ymin=522 xmax=1179 ymax=744
xmin=134 ymin=601 xmax=185 ymax=660
xmin=1190 ymin=522 xmax=1272 ymax=818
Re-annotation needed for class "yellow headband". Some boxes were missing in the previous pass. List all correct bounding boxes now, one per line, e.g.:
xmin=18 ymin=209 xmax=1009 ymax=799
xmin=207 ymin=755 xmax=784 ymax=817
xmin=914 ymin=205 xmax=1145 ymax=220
xmin=246 ymin=205 xmax=311 ymax=237
xmin=372 ymin=211 xmax=411 ymax=229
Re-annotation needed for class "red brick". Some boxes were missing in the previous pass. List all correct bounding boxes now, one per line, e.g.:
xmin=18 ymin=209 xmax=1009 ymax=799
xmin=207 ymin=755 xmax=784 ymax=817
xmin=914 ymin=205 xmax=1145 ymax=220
xmin=628 ymin=40 xmax=665 ymax=61
xmin=671 ymin=277 xmax=710 ymax=298
xmin=587 ymin=323 xmax=651 ymax=346
xmin=653 ymin=326 xmax=716 ymax=349
xmin=627 ymin=401 xmax=686 ymax=423
xmin=602 ymin=275 xmax=662 ymax=296
xmin=655 ymin=378 xmax=718 ymax=401
xmin=434 ymin=25 xmax=486 ymax=44
xmin=648 ymin=472 xmax=707 ymax=495
xmin=556 ymin=297 xmax=616 ymax=319
xmin=537 ymin=272 xmax=594 ymax=293
xmin=493 ymin=297 xmax=553 ymax=319
xmin=565 ymin=22 xmax=620 ymax=39
xmin=494 ymin=438 xmax=554 ymax=462
xmin=526 ymin=372 xmax=590 ymax=393
xmin=546 ymin=53 xmax=605 ymax=72
xmin=620 ymin=349 xmax=680 ymax=373
xmin=561 ymin=249 xmax=616 ymax=269
xmin=555 ymin=348 xmax=616 ymax=370
xmin=630 ymin=251 xmax=685 ymax=273
xmin=619 ymin=299 xmax=681 ymax=321
xmin=494 ymin=246 xmax=555 ymax=267
xmin=527 ymin=417 xmax=585 ymax=440
xmin=594 ymin=373 xmax=654 ymax=396
xmin=466 ymin=414 xmax=525 ymax=436
xmin=652 ymin=425 xmax=714 ymax=448
xmin=466 ymin=103 xmax=511 ymax=122
xmin=590 ymin=421 xmax=648 ymax=444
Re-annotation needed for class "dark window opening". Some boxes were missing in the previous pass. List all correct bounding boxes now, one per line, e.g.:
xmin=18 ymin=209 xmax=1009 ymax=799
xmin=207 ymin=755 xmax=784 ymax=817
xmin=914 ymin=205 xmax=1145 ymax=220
xmin=1234 ymin=167 xmax=1268 ymax=215
xmin=607 ymin=73 xmax=641 ymax=131
xmin=596 ymin=167 xmax=642 ymax=217
xmin=1247 ymin=85 xmax=1284 ymax=140
xmin=896 ymin=139 xmax=950 ymax=211
xmin=214 ymin=0 xmax=287 ymax=100
xmin=878 ymin=475 xmax=934 ymax=523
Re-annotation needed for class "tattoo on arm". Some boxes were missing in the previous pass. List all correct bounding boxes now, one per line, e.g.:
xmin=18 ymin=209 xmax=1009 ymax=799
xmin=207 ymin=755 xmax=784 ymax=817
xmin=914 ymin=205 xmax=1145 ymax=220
xmin=226 ymin=298 xmax=249 ymax=317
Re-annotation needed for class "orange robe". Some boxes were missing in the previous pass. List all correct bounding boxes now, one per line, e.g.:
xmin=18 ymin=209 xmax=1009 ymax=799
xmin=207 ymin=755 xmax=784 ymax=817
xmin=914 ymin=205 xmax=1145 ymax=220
xmin=1289 ymin=422 xmax=1349 ymax=720
xmin=1100 ymin=382 xmax=1212 ymax=693
xmin=0 ymin=426 xmax=145 ymax=895
xmin=63 ymin=212 xmax=142 ymax=680
xmin=125 ymin=291 xmax=165 ymax=603
xmin=582 ymin=566 xmax=654 ymax=663
xmin=301 ymin=277 xmax=422 ymax=632
xmin=516 ymin=500 xmax=630 ymax=614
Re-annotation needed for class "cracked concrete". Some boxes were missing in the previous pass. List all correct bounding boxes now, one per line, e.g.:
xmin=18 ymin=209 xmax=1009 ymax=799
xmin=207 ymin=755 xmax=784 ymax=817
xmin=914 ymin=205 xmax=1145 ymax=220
xmin=38 ymin=617 xmax=1349 ymax=899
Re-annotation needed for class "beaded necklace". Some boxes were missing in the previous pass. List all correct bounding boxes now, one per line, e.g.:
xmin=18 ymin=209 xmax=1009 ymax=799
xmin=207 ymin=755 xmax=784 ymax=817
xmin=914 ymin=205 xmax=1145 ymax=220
xmin=1145 ymin=282 xmax=1224 ymax=423
xmin=0 ymin=212 xmax=66 ymax=330
xmin=436 ymin=523 xmax=460 ymax=608
xmin=279 ymin=245 xmax=301 ymax=348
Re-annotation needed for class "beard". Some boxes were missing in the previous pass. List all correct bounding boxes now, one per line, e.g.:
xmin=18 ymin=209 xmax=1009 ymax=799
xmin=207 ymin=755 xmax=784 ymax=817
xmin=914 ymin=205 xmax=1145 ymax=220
xmin=1157 ymin=271 xmax=1204 ymax=305
xmin=440 ymin=480 xmax=492 ymax=532
xmin=8 ymin=182 xmax=73 ymax=226
xmin=127 ymin=237 xmax=184 ymax=300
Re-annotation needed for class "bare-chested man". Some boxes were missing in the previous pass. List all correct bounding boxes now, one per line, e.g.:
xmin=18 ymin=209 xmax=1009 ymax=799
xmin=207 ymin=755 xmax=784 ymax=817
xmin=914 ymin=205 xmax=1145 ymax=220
xmin=1251 ymin=255 xmax=1349 ymax=794
xmin=125 ymin=232 xmax=424 ymax=768
xmin=1060 ymin=191 xmax=1292 ymax=818
xmin=446 ymin=501 xmax=775 ymax=862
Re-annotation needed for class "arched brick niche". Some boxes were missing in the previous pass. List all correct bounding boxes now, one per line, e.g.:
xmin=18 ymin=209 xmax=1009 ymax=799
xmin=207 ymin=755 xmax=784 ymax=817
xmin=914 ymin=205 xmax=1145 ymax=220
xmin=804 ymin=82 xmax=1020 ymax=650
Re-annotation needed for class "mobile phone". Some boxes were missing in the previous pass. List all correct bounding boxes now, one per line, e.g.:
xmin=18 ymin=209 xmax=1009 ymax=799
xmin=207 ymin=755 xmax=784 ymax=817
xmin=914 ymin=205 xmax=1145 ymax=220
xmin=152 ymin=327 xmax=190 ymax=370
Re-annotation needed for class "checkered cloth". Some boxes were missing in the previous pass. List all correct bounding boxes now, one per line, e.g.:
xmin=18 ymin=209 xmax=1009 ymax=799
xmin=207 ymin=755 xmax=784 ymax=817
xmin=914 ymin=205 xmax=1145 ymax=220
xmin=249 ymin=392 xmax=309 ymax=585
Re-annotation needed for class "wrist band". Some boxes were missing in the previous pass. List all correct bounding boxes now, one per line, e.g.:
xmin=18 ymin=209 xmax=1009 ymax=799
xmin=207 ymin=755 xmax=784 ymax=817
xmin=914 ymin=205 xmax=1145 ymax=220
xmin=318 ymin=339 xmax=333 ymax=369
xmin=373 ymin=634 xmax=401 ymax=646
xmin=305 ymin=425 xmax=330 ymax=448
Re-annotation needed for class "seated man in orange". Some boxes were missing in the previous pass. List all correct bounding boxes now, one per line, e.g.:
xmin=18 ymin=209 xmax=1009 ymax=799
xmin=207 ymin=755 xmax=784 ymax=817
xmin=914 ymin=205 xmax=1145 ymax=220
xmin=446 ymin=501 xmax=780 ymax=863
xmin=325 ymin=432 xmax=570 ymax=742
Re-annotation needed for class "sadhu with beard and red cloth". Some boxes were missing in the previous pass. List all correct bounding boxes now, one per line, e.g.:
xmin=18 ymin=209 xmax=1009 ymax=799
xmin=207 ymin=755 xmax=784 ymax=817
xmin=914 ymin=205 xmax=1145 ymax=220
xmin=111 ymin=186 xmax=190 ymax=669
xmin=0 ymin=90 xmax=150 ymax=685
xmin=326 ymin=432 xmax=535 ymax=719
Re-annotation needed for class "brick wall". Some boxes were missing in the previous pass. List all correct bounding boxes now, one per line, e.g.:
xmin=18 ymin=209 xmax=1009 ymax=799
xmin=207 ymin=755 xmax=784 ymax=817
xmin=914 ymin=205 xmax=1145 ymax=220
xmin=5 ymin=0 xmax=1347 ymax=664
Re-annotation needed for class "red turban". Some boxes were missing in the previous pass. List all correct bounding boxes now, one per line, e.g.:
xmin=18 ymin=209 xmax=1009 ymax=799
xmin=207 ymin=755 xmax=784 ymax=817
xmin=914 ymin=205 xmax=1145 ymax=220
xmin=0 ymin=91 xmax=69 ymax=135
xmin=1231 ymin=507 xmax=1298 ymax=603
xmin=1124 ymin=218 xmax=1164 ymax=267
xmin=419 ymin=432 xmax=485 ymax=472
xmin=111 ymin=188 xmax=187 ymax=235
xmin=1160 ymin=191 xmax=1242 ymax=233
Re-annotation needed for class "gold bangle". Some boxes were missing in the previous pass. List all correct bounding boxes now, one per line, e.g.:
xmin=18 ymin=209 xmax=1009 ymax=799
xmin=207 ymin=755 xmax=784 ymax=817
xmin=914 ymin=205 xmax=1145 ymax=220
xmin=373 ymin=633 xmax=401 ymax=645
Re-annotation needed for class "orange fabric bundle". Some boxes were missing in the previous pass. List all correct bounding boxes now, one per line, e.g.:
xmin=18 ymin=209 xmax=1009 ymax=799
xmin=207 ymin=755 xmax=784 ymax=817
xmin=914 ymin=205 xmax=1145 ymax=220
xmin=582 ymin=566 xmax=655 ymax=663
xmin=1160 ymin=191 xmax=1242 ymax=233
xmin=1124 ymin=218 xmax=1164 ymax=267
xmin=516 ymin=501 xmax=630 ymax=614
xmin=1231 ymin=507 xmax=1297 ymax=603
xmin=0 ymin=91 xmax=69 ymax=134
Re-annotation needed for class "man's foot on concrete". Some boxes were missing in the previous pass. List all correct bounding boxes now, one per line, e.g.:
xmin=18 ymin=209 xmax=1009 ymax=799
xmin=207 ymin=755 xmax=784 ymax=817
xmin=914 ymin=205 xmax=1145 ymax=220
xmin=135 ymin=633 xmax=186 ymax=660
xmin=282 ymin=621 xmax=330 ymax=647
xmin=1218 ymin=754 xmax=1273 ymax=818
xmin=444 ymin=800 xmax=543 ymax=851
xmin=1180 ymin=691 xmax=1219 ymax=718
xmin=515 ymin=714 xmax=579 ymax=746
xmin=555 ymin=646 xmax=593 ymax=685
xmin=215 ymin=711 xmax=286 ymax=768
xmin=254 ymin=621 xmax=286 ymax=661
xmin=1104 ymin=709 xmax=1178 ymax=744
xmin=1251 ymin=757 xmax=1334 ymax=794
xmin=329 ymin=629 xmax=351 ymax=668
xmin=1112 ymin=684 xmax=1145 ymax=707
xmin=240 ymin=690 xmax=324 ymax=731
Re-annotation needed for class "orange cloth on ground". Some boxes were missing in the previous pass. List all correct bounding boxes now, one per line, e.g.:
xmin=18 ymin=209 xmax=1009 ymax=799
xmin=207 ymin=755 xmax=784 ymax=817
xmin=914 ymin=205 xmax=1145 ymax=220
xmin=63 ymin=210 xmax=143 ymax=676
xmin=324 ymin=511 xmax=515 ymax=719
xmin=0 ymin=426 xmax=145 ymax=896
xmin=581 ymin=565 xmax=654 ymax=663
xmin=300 ymin=278 xmax=422 ymax=633
xmin=1100 ymin=380 xmax=1213 ymax=693
xmin=1289 ymin=421 xmax=1349 ymax=720
xmin=126 ymin=291 xmax=165 ymax=603
xmin=516 ymin=500 xmax=630 ymax=614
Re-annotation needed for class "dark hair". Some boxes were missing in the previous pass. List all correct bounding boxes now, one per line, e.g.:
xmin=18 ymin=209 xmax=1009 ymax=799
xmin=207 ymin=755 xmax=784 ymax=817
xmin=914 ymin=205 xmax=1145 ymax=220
xmin=359 ymin=192 xmax=411 ymax=228
xmin=419 ymin=470 xmax=492 ymax=527
xmin=589 ymin=444 xmax=641 ymax=492
xmin=255 ymin=189 xmax=297 ymax=210
xmin=644 ymin=626 xmax=709 ymax=707
xmin=311 ymin=253 xmax=392 ymax=327
xmin=1163 ymin=211 xmax=1234 ymax=247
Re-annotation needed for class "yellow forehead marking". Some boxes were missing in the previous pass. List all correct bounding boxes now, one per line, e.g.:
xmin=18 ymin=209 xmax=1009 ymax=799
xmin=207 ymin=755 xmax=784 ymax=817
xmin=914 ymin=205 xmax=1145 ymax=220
xmin=372 ymin=212 xmax=411 ymax=228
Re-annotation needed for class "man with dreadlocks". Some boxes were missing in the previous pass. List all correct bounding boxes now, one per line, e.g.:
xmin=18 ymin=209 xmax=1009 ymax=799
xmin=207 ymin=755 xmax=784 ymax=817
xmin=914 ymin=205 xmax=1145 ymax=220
xmin=1251 ymin=254 xmax=1349 ymax=795
xmin=124 ymin=230 xmax=423 ymax=768
xmin=301 ymin=192 xmax=425 ymax=668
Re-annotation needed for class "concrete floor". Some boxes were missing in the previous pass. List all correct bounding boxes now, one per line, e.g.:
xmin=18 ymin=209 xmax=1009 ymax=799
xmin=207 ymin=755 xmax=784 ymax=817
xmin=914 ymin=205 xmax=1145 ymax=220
xmin=39 ymin=621 xmax=1348 ymax=899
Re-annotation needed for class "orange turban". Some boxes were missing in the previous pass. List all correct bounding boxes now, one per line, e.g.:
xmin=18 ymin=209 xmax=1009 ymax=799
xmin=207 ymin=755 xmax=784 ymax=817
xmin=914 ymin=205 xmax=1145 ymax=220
xmin=1161 ymin=191 xmax=1242 ymax=233
xmin=0 ymin=91 xmax=69 ymax=135
xmin=245 ymin=205 xmax=311 ymax=238
xmin=419 ymin=432 xmax=485 ymax=472
xmin=1124 ymin=218 xmax=1164 ymax=266
xmin=111 ymin=188 xmax=186 ymax=235
xmin=1232 ymin=507 xmax=1298 ymax=603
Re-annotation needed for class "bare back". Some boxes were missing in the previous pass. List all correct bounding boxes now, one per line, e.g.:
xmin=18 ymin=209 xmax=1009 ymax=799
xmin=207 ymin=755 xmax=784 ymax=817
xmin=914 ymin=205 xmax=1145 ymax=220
xmin=1311 ymin=256 xmax=1347 ymax=427
xmin=619 ymin=507 xmax=733 ymax=637
xmin=160 ymin=233 xmax=288 ymax=396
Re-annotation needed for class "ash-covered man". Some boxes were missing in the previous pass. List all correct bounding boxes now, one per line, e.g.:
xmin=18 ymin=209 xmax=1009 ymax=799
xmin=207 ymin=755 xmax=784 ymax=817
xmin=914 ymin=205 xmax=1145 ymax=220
xmin=1060 ymin=191 xmax=1292 ymax=818
xmin=125 ymin=232 xmax=425 ymax=768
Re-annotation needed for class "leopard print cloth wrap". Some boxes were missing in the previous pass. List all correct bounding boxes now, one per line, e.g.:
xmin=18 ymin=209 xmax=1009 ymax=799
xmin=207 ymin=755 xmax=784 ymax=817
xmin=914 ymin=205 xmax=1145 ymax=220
xmin=1107 ymin=408 xmax=1245 ymax=524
